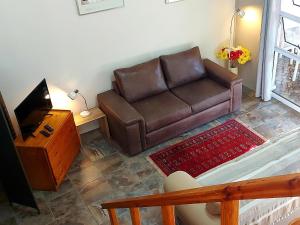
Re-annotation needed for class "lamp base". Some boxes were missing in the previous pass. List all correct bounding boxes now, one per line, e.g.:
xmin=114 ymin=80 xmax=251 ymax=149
xmin=80 ymin=110 xmax=90 ymax=118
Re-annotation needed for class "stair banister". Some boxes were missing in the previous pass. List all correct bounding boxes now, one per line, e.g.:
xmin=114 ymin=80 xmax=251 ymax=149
xmin=102 ymin=172 xmax=300 ymax=225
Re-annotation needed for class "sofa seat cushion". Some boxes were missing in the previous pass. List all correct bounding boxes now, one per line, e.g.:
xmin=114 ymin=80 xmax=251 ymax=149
xmin=114 ymin=58 xmax=168 ymax=103
xmin=132 ymin=91 xmax=192 ymax=133
xmin=160 ymin=47 xmax=206 ymax=89
xmin=171 ymin=78 xmax=231 ymax=114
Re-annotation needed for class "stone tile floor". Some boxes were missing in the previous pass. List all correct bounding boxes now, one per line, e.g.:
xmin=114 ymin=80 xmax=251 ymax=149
xmin=1 ymin=87 xmax=300 ymax=225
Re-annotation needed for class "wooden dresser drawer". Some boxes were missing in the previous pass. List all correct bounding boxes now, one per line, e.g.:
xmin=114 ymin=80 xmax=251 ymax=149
xmin=47 ymin=114 xmax=80 ymax=185
xmin=15 ymin=110 xmax=81 ymax=191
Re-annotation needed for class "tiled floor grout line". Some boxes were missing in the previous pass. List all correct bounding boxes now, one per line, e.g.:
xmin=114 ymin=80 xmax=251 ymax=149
xmin=67 ymin=171 xmax=101 ymax=225
xmin=44 ymin=200 xmax=57 ymax=225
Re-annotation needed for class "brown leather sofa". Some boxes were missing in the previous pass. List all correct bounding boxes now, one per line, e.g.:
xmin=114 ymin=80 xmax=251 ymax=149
xmin=98 ymin=47 xmax=242 ymax=156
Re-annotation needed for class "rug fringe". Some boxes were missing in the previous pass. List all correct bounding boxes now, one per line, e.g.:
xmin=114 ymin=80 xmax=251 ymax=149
xmin=146 ymin=156 xmax=168 ymax=178
xmin=234 ymin=118 xmax=268 ymax=142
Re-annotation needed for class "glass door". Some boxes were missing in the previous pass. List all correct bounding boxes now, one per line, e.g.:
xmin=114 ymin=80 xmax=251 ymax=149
xmin=272 ymin=0 xmax=300 ymax=108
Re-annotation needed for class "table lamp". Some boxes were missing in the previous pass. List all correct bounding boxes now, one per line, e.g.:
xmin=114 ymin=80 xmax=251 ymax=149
xmin=68 ymin=89 xmax=90 ymax=118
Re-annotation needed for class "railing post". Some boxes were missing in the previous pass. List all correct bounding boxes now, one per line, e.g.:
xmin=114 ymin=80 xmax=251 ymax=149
xmin=108 ymin=208 xmax=119 ymax=225
xmin=130 ymin=208 xmax=141 ymax=225
xmin=161 ymin=205 xmax=176 ymax=225
xmin=221 ymin=200 xmax=239 ymax=225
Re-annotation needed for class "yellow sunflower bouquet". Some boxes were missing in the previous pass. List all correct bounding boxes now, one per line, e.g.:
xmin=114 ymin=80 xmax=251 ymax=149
xmin=217 ymin=46 xmax=251 ymax=66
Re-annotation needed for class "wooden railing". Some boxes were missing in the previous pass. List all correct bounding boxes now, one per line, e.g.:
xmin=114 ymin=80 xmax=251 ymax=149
xmin=101 ymin=173 xmax=300 ymax=225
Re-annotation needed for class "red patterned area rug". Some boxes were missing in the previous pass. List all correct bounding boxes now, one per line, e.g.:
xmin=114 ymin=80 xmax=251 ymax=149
xmin=148 ymin=119 xmax=266 ymax=178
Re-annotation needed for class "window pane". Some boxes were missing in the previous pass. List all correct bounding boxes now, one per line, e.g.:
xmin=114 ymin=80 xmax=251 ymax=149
xmin=293 ymin=0 xmax=300 ymax=6
xmin=276 ymin=18 xmax=300 ymax=53
xmin=281 ymin=0 xmax=300 ymax=17
xmin=272 ymin=0 xmax=300 ymax=107
xmin=273 ymin=54 xmax=300 ymax=106
xmin=283 ymin=17 xmax=300 ymax=48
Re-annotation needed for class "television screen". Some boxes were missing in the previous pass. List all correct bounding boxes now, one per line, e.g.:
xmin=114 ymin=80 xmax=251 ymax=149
xmin=14 ymin=79 xmax=52 ymax=140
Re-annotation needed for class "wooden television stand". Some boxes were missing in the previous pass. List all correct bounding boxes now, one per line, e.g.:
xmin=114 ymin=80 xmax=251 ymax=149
xmin=15 ymin=110 xmax=80 ymax=191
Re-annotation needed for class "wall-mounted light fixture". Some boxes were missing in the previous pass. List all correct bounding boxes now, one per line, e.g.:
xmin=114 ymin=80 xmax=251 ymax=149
xmin=243 ymin=7 xmax=259 ymax=23
xmin=230 ymin=8 xmax=245 ymax=48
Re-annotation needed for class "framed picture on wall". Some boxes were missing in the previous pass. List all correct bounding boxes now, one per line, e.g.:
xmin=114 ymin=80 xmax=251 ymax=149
xmin=166 ymin=0 xmax=183 ymax=3
xmin=76 ymin=0 xmax=124 ymax=15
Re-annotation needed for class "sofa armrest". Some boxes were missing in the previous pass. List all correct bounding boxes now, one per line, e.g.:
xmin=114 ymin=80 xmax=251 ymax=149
xmin=203 ymin=59 xmax=242 ymax=88
xmin=98 ymin=90 xmax=146 ymax=155
xmin=204 ymin=59 xmax=242 ymax=112
xmin=98 ymin=90 xmax=144 ymax=127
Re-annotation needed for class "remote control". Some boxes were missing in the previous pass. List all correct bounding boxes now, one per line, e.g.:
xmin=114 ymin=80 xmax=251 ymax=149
xmin=44 ymin=124 xmax=54 ymax=132
xmin=40 ymin=130 xmax=51 ymax=137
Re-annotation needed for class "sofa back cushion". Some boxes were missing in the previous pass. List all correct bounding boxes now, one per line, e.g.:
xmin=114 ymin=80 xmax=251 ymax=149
xmin=114 ymin=58 xmax=168 ymax=103
xmin=160 ymin=47 xmax=206 ymax=89
xmin=112 ymin=81 xmax=121 ymax=95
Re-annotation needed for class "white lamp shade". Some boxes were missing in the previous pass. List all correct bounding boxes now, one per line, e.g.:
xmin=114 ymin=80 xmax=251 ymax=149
xmin=68 ymin=91 xmax=78 ymax=100
xmin=237 ymin=9 xmax=245 ymax=18
xmin=67 ymin=89 xmax=90 ymax=118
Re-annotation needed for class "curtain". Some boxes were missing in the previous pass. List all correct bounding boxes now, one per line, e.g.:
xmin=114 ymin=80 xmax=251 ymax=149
xmin=255 ymin=0 xmax=281 ymax=101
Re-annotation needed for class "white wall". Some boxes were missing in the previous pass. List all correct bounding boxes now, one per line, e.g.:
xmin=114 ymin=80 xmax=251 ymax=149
xmin=0 ymin=0 xmax=235 ymax=133
xmin=236 ymin=0 xmax=264 ymax=90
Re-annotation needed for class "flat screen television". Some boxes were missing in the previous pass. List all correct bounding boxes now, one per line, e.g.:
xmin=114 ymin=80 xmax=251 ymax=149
xmin=14 ymin=79 xmax=52 ymax=140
